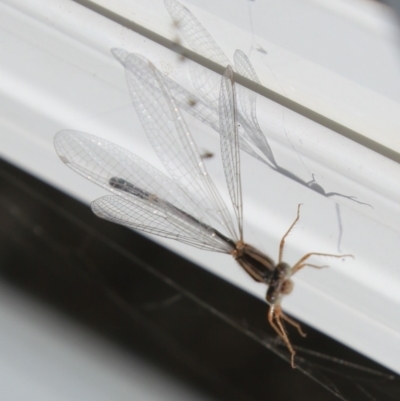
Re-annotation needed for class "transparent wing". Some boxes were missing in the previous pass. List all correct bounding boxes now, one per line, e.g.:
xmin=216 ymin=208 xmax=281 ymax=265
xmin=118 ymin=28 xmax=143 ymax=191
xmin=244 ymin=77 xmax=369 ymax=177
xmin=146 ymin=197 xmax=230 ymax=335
xmin=111 ymin=47 xmax=129 ymax=66
xmin=111 ymin=48 xmax=269 ymax=169
xmin=160 ymin=77 xmax=273 ymax=169
xmin=234 ymin=49 xmax=261 ymax=123
xmin=165 ymin=0 xmax=229 ymax=108
xmin=92 ymin=195 xmax=233 ymax=253
xmin=54 ymin=130 xmax=209 ymax=225
xmin=219 ymin=66 xmax=243 ymax=239
xmin=122 ymin=52 xmax=239 ymax=240
xmin=234 ymin=50 xmax=277 ymax=167
xmin=164 ymin=1 xmax=277 ymax=169
xmin=163 ymin=76 xmax=219 ymax=131
xmin=164 ymin=0 xmax=228 ymax=64
xmin=112 ymin=48 xmax=220 ymax=133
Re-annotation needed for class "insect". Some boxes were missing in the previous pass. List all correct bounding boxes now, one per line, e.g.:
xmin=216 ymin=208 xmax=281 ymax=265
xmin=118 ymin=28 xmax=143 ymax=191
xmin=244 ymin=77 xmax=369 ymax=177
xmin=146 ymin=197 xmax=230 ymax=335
xmin=54 ymin=53 xmax=351 ymax=367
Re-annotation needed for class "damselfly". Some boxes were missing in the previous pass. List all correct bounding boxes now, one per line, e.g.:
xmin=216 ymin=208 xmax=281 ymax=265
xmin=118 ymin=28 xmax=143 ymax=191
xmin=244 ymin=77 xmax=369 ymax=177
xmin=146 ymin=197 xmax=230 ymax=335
xmin=54 ymin=54 xmax=351 ymax=367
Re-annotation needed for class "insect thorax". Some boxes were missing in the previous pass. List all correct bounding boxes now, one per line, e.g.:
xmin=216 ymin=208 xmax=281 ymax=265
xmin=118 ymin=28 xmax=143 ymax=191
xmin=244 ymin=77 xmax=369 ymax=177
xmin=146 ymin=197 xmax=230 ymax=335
xmin=234 ymin=242 xmax=275 ymax=284
xmin=265 ymin=262 xmax=293 ymax=305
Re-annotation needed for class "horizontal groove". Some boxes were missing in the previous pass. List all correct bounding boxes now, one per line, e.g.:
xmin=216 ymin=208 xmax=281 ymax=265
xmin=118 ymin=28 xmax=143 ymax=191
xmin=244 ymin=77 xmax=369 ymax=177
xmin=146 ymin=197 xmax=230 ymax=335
xmin=72 ymin=0 xmax=400 ymax=164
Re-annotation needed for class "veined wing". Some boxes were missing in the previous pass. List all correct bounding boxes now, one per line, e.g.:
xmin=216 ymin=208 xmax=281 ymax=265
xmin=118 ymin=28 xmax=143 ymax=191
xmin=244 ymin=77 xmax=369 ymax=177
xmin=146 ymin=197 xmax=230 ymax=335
xmin=54 ymin=130 xmax=210 ymax=225
xmin=160 ymin=75 xmax=264 ymax=169
xmin=92 ymin=195 xmax=234 ymax=253
xmin=160 ymin=73 xmax=271 ymax=168
xmin=112 ymin=48 xmax=220 ymax=133
xmin=165 ymin=0 xmax=229 ymax=109
xmin=233 ymin=50 xmax=277 ymax=167
xmin=111 ymin=48 xmax=269 ymax=169
xmin=164 ymin=0 xmax=229 ymax=64
xmin=122 ymin=52 xmax=239 ymax=240
xmin=219 ymin=66 xmax=243 ymax=239
xmin=164 ymin=0 xmax=277 ymax=169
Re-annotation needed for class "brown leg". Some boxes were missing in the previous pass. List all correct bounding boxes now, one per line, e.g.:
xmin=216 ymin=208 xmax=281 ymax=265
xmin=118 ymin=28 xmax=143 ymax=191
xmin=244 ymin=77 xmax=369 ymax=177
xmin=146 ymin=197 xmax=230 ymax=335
xmin=292 ymin=263 xmax=329 ymax=274
xmin=279 ymin=204 xmax=302 ymax=263
xmin=268 ymin=305 xmax=297 ymax=368
xmin=291 ymin=252 xmax=353 ymax=275
xmin=280 ymin=312 xmax=307 ymax=337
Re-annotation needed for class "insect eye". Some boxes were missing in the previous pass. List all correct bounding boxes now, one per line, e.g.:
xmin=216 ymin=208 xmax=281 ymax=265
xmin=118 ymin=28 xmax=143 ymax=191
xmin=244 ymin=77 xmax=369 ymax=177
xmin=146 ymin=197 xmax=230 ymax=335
xmin=281 ymin=280 xmax=294 ymax=295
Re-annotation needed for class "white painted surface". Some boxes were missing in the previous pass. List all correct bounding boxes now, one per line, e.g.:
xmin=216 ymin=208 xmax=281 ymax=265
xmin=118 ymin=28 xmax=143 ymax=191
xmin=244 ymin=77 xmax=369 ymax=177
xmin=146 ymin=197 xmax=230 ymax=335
xmin=0 ymin=0 xmax=399 ymax=374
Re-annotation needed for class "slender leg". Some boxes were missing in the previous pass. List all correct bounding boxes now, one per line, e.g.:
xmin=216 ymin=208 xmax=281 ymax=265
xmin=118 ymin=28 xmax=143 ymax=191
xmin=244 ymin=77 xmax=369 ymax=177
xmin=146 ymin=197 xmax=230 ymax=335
xmin=291 ymin=252 xmax=353 ymax=275
xmin=280 ymin=312 xmax=307 ymax=337
xmin=268 ymin=305 xmax=297 ymax=368
xmin=279 ymin=204 xmax=302 ymax=263
xmin=292 ymin=263 xmax=329 ymax=274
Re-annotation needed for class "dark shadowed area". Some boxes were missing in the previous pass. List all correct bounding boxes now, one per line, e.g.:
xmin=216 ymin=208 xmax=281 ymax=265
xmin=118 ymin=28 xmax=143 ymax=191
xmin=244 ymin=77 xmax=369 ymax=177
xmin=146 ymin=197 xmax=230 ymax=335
xmin=0 ymin=157 xmax=398 ymax=401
